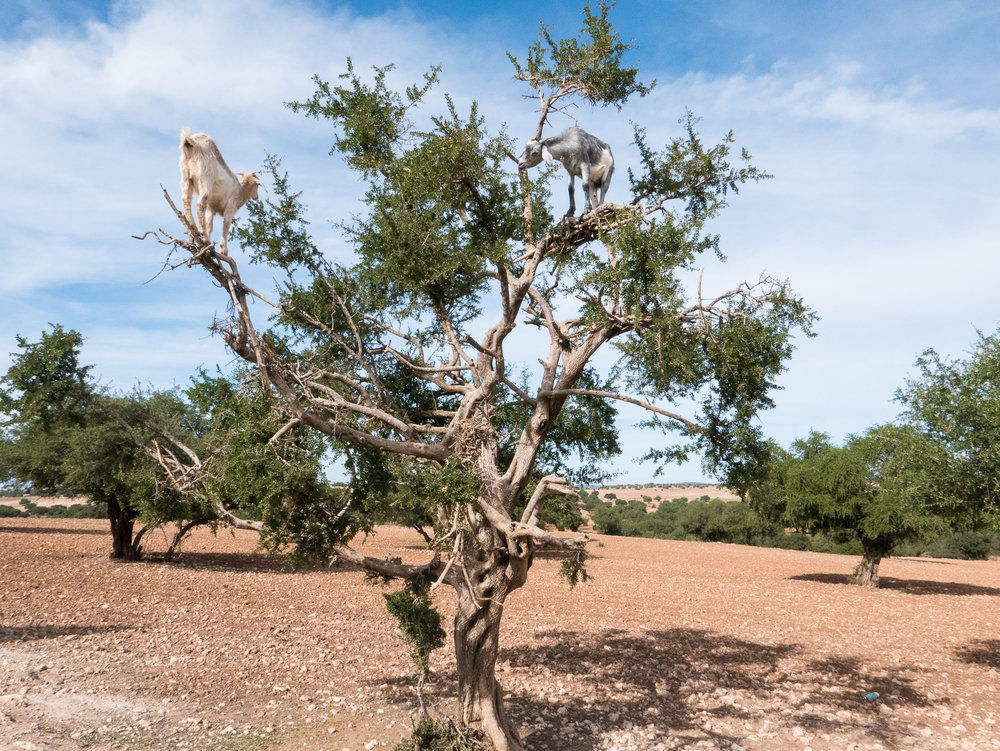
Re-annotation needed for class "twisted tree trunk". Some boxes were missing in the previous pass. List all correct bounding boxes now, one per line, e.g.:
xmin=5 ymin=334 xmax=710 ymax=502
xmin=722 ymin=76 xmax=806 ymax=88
xmin=107 ymin=499 xmax=144 ymax=561
xmin=455 ymin=593 xmax=521 ymax=750
xmin=453 ymin=533 xmax=531 ymax=751
xmin=851 ymin=535 xmax=893 ymax=587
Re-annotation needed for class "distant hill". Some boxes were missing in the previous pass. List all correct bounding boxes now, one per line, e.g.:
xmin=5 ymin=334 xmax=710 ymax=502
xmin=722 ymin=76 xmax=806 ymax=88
xmin=586 ymin=484 xmax=741 ymax=510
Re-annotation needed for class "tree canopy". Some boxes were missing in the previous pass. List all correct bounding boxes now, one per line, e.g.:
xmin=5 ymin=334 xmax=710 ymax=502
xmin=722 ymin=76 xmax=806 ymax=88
xmin=896 ymin=329 xmax=1000 ymax=530
xmin=0 ymin=326 xmax=200 ymax=559
xmin=752 ymin=426 xmax=942 ymax=586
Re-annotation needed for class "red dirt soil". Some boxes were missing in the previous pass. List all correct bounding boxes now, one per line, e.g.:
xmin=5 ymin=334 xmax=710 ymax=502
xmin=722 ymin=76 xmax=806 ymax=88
xmin=1 ymin=518 xmax=997 ymax=751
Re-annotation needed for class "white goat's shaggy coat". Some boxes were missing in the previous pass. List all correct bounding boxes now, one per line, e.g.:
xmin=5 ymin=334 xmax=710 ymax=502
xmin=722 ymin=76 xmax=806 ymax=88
xmin=179 ymin=127 xmax=263 ymax=254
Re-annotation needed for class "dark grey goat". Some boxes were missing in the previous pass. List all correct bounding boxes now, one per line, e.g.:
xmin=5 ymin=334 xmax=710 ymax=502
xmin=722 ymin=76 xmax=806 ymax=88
xmin=517 ymin=126 xmax=614 ymax=216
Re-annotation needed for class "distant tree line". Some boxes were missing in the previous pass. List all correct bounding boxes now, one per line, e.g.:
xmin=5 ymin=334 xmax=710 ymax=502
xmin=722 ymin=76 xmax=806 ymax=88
xmin=0 ymin=498 xmax=105 ymax=519
xmin=579 ymin=490 xmax=999 ymax=562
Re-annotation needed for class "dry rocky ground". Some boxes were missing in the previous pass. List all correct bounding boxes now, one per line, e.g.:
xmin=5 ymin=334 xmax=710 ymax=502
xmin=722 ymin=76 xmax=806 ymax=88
xmin=0 ymin=516 xmax=997 ymax=751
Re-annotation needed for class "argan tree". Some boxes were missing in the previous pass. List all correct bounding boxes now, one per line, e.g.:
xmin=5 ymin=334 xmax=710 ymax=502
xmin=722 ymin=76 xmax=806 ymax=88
xmin=771 ymin=427 xmax=941 ymax=586
xmin=145 ymin=4 xmax=812 ymax=747
xmin=0 ymin=326 xmax=205 ymax=560
xmin=897 ymin=329 xmax=1000 ymax=530
xmin=0 ymin=328 xmax=334 ymax=562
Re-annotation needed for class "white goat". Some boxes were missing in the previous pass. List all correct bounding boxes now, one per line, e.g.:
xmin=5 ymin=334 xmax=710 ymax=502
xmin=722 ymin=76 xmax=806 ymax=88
xmin=179 ymin=126 xmax=264 ymax=254
xmin=517 ymin=126 xmax=614 ymax=216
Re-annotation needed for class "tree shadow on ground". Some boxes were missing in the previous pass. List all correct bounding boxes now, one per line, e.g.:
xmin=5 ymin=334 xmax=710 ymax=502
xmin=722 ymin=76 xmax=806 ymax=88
xmin=790 ymin=572 xmax=1000 ymax=596
xmin=146 ymin=551 xmax=291 ymax=573
xmin=497 ymin=628 xmax=931 ymax=751
xmin=0 ymin=524 xmax=107 ymax=536
xmin=0 ymin=624 xmax=129 ymax=644
xmin=367 ymin=628 xmax=933 ymax=750
xmin=956 ymin=639 xmax=1000 ymax=670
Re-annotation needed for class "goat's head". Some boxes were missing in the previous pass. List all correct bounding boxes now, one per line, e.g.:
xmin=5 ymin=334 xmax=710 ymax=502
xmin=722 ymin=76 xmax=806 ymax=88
xmin=237 ymin=172 xmax=266 ymax=201
xmin=517 ymin=139 xmax=553 ymax=170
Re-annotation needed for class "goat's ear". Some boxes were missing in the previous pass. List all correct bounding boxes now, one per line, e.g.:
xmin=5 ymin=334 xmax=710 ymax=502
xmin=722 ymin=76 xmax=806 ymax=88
xmin=541 ymin=145 xmax=554 ymax=166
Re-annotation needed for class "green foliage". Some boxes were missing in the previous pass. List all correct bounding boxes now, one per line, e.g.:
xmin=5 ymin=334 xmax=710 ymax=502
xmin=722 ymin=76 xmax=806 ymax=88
xmin=747 ymin=426 xmax=942 ymax=570
xmin=588 ymin=495 xmax=775 ymax=544
xmin=508 ymin=0 xmax=654 ymax=109
xmin=356 ymin=453 xmax=481 ymax=542
xmin=538 ymin=493 xmax=585 ymax=531
xmin=0 ymin=326 xmax=204 ymax=559
xmin=392 ymin=717 xmax=483 ymax=751
xmin=897 ymin=329 xmax=1000 ymax=528
xmin=288 ymin=59 xmax=440 ymax=179
xmin=383 ymin=574 xmax=446 ymax=676
xmin=186 ymin=369 xmax=353 ymax=569
xmin=582 ymin=485 xmax=991 ymax=560
xmin=228 ymin=4 xmax=812 ymax=555
xmin=1 ymin=330 xmax=344 ymax=564
xmin=559 ymin=547 xmax=592 ymax=588
xmin=0 ymin=325 xmax=90 ymax=431
xmin=0 ymin=504 xmax=26 ymax=518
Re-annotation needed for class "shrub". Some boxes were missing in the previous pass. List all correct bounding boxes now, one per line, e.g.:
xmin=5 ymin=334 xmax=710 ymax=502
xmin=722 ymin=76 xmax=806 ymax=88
xmin=65 ymin=502 xmax=106 ymax=519
xmin=383 ymin=575 xmax=446 ymax=676
xmin=763 ymin=531 xmax=811 ymax=551
xmin=0 ymin=504 xmax=26 ymax=518
xmin=923 ymin=531 xmax=997 ymax=560
xmin=393 ymin=717 xmax=483 ymax=751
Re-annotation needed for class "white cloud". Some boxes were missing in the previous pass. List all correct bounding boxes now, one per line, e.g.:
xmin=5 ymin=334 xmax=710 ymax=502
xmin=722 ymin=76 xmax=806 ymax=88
xmin=2 ymin=0 xmax=999 ymax=480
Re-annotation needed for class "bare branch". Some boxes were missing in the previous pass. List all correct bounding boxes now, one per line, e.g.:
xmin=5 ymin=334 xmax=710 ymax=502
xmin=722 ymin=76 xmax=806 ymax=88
xmin=519 ymin=473 xmax=578 ymax=528
xmin=330 ymin=542 xmax=449 ymax=584
xmin=215 ymin=501 xmax=265 ymax=532
xmin=540 ymin=388 xmax=702 ymax=431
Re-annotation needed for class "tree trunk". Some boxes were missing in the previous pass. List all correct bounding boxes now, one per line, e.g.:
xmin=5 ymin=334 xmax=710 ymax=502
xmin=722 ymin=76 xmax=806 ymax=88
xmin=164 ymin=520 xmax=201 ymax=560
xmin=107 ymin=500 xmax=143 ymax=561
xmin=452 ymin=497 xmax=533 ymax=751
xmin=851 ymin=535 xmax=893 ymax=587
xmin=454 ymin=586 xmax=523 ymax=751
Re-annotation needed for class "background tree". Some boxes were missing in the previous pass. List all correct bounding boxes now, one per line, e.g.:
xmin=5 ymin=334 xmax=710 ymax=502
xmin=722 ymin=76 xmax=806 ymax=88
xmin=0 ymin=326 xmax=203 ymax=560
xmin=0 ymin=328 xmax=342 ymax=563
xmin=768 ymin=426 xmax=941 ymax=586
xmin=146 ymin=4 xmax=813 ymax=748
xmin=896 ymin=329 xmax=1000 ymax=530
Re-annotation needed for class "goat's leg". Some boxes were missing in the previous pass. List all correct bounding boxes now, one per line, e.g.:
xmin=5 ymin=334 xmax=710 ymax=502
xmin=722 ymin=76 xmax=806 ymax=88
xmin=195 ymin=199 xmax=205 ymax=238
xmin=565 ymin=175 xmax=576 ymax=217
xmin=598 ymin=168 xmax=612 ymax=206
xmin=200 ymin=203 xmax=216 ymax=249
xmin=580 ymin=167 xmax=594 ymax=213
xmin=219 ymin=216 xmax=231 ymax=255
xmin=588 ymin=180 xmax=601 ymax=210
xmin=181 ymin=185 xmax=195 ymax=228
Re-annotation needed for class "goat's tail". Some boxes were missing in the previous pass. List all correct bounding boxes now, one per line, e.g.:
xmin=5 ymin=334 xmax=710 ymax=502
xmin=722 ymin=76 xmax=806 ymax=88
xmin=179 ymin=125 xmax=194 ymax=153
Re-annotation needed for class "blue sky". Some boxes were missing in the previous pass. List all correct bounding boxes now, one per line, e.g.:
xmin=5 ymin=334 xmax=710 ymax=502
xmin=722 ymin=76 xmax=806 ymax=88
xmin=2 ymin=0 xmax=999 ymax=483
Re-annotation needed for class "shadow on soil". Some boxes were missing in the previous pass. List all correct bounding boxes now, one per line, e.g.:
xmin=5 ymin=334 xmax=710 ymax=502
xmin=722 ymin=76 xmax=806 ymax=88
xmin=144 ymin=551 xmax=291 ymax=573
xmin=0 ymin=624 xmax=129 ymax=644
xmin=790 ymin=572 xmax=1000 ymax=596
xmin=956 ymin=639 xmax=1000 ymax=670
xmin=0 ymin=524 xmax=107 ymax=536
xmin=370 ymin=628 xmax=933 ymax=751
